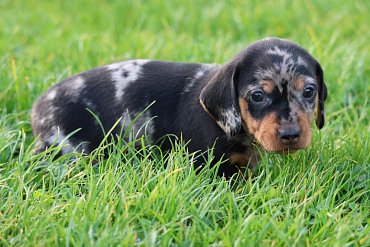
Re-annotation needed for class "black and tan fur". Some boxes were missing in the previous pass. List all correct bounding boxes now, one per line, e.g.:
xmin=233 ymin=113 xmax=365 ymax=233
xmin=31 ymin=38 xmax=327 ymax=177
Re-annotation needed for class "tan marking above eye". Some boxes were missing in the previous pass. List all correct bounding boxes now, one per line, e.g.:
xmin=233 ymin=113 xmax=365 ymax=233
xmin=259 ymin=80 xmax=275 ymax=94
xmin=292 ymin=77 xmax=305 ymax=91
xmin=292 ymin=76 xmax=316 ymax=92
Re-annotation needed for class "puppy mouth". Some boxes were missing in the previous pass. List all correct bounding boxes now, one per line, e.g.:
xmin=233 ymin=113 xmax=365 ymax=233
xmin=246 ymin=134 xmax=307 ymax=154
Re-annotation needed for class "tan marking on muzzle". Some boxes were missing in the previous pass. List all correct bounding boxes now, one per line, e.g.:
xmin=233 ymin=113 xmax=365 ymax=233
xmin=239 ymin=98 xmax=281 ymax=151
xmin=239 ymin=98 xmax=315 ymax=152
xmin=295 ymin=110 xmax=313 ymax=148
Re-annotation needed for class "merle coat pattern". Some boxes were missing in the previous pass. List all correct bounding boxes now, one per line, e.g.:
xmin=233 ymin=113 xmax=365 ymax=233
xmin=31 ymin=38 xmax=327 ymax=177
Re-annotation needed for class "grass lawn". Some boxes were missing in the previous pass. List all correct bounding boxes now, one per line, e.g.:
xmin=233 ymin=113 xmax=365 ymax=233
xmin=1 ymin=0 xmax=369 ymax=246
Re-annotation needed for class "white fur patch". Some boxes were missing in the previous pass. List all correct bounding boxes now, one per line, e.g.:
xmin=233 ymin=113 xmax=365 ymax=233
xmin=36 ymin=105 xmax=57 ymax=128
xmin=46 ymin=89 xmax=57 ymax=101
xmin=106 ymin=59 xmax=150 ymax=101
xmin=216 ymin=107 xmax=241 ymax=135
xmin=65 ymin=76 xmax=85 ymax=98
xmin=120 ymin=109 xmax=155 ymax=144
xmin=267 ymin=46 xmax=308 ymax=67
xmin=47 ymin=127 xmax=74 ymax=154
xmin=266 ymin=46 xmax=292 ymax=58
xmin=46 ymin=127 xmax=89 ymax=154
xmin=184 ymin=64 xmax=218 ymax=92
xmin=297 ymin=56 xmax=308 ymax=67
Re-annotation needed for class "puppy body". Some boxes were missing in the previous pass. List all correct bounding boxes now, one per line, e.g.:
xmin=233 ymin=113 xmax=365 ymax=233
xmin=31 ymin=38 xmax=327 ymax=176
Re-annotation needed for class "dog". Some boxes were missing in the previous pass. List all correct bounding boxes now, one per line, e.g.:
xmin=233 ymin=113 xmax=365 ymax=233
xmin=31 ymin=37 xmax=327 ymax=177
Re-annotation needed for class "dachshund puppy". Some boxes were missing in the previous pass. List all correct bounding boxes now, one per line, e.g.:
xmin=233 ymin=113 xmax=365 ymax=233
xmin=31 ymin=38 xmax=327 ymax=176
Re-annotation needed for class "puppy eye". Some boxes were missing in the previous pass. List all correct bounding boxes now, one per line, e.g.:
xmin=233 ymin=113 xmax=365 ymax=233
xmin=251 ymin=91 xmax=265 ymax=102
xmin=303 ymin=86 xmax=315 ymax=98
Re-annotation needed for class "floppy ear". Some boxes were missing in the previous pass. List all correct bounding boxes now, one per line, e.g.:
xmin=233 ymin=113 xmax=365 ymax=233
xmin=315 ymin=62 xmax=328 ymax=129
xmin=199 ymin=62 xmax=241 ymax=135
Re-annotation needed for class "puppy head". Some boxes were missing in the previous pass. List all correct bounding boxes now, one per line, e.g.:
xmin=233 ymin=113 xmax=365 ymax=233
xmin=200 ymin=38 xmax=327 ymax=152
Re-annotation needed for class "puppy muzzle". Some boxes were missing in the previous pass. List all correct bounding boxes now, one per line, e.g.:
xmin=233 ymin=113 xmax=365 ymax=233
xmin=278 ymin=127 xmax=301 ymax=144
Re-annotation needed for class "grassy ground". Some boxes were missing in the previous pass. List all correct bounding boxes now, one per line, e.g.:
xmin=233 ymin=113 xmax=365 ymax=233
xmin=1 ymin=0 xmax=369 ymax=246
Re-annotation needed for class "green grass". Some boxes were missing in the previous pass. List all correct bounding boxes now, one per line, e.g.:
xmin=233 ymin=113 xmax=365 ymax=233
xmin=1 ymin=0 xmax=369 ymax=246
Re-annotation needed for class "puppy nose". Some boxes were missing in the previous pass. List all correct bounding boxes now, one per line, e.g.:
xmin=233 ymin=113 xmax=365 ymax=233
xmin=278 ymin=128 xmax=300 ymax=144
